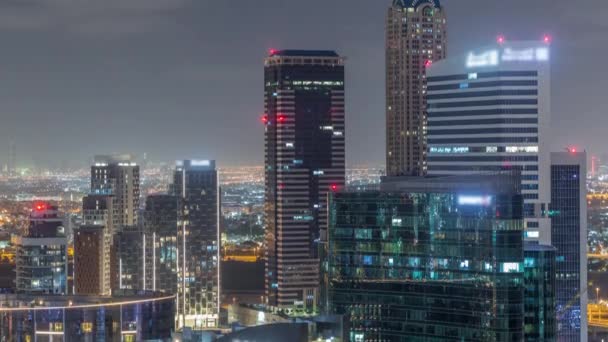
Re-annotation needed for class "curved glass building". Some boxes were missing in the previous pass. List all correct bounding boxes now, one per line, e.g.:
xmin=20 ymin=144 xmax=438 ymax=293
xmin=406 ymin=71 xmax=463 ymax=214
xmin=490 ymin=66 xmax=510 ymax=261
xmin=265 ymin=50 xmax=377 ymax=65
xmin=0 ymin=291 xmax=175 ymax=341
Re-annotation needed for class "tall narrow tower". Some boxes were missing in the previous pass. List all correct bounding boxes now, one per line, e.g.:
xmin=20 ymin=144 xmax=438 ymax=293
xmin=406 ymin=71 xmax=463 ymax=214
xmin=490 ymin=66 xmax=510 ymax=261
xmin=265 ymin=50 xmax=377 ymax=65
xmin=386 ymin=0 xmax=446 ymax=176
xmin=263 ymin=50 xmax=346 ymax=310
xmin=173 ymin=160 xmax=220 ymax=329
xmin=551 ymin=151 xmax=587 ymax=341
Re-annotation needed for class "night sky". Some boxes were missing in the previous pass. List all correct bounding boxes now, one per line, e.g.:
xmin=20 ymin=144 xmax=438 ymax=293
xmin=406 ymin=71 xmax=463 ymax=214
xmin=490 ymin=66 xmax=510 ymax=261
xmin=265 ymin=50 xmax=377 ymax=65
xmin=0 ymin=0 xmax=604 ymax=168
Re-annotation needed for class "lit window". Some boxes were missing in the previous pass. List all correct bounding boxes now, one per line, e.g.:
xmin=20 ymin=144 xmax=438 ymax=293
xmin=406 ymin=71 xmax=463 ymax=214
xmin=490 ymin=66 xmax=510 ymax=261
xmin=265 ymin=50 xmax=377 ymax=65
xmin=81 ymin=322 xmax=93 ymax=333
xmin=501 ymin=262 xmax=521 ymax=273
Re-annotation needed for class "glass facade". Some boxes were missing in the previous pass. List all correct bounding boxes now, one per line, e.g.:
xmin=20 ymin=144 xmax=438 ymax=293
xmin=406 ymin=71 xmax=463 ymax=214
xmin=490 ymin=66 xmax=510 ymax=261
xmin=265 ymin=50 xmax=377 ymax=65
xmin=524 ymin=243 xmax=556 ymax=341
xmin=551 ymin=163 xmax=583 ymax=340
xmin=144 ymin=194 xmax=178 ymax=293
xmin=14 ymin=239 xmax=67 ymax=294
xmin=323 ymin=180 xmax=524 ymax=341
xmin=173 ymin=160 xmax=220 ymax=329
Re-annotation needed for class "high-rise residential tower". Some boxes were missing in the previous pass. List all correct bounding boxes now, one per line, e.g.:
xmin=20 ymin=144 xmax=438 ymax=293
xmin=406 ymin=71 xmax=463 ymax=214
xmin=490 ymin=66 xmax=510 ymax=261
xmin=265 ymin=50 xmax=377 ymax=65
xmin=386 ymin=0 xmax=447 ymax=176
xmin=263 ymin=50 xmax=345 ymax=310
xmin=14 ymin=202 xmax=68 ymax=294
xmin=91 ymin=154 xmax=140 ymax=229
xmin=426 ymin=40 xmax=552 ymax=244
xmin=74 ymin=225 xmax=107 ymax=295
xmin=173 ymin=160 xmax=220 ymax=329
xmin=550 ymin=151 xmax=587 ymax=341
xmin=74 ymin=194 xmax=114 ymax=295
xmin=144 ymin=194 xmax=178 ymax=293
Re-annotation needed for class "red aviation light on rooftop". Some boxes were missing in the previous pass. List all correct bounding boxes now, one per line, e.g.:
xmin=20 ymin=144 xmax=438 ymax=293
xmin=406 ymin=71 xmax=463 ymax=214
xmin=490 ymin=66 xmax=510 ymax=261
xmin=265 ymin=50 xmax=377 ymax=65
xmin=497 ymin=35 xmax=505 ymax=44
xmin=261 ymin=115 xmax=268 ymax=124
xmin=424 ymin=59 xmax=432 ymax=68
xmin=543 ymin=34 xmax=552 ymax=44
xmin=567 ymin=146 xmax=577 ymax=154
xmin=269 ymin=48 xmax=277 ymax=56
xmin=277 ymin=115 xmax=286 ymax=123
xmin=330 ymin=184 xmax=339 ymax=191
xmin=34 ymin=202 xmax=47 ymax=212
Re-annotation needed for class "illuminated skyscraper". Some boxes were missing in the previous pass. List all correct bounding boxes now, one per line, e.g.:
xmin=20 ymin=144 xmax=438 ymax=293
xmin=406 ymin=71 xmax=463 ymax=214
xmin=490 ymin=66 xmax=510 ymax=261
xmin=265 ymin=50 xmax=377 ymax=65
xmin=144 ymin=194 xmax=178 ymax=293
xmin=14 ymin=202 xmax=68 ymax=294
xmin=550 ymin=151 xmax=587 ymax=341
xmin=91 ymin=154 xmax=140 ymax=229
xmin=426 ymin=40 xmax=552 ymax=244
xmin=263 ymin=50 xmax=345 ymax=310
xmin=386 ymin=0 xmax=447 ymax=176
xmin=173 ymin=160 xmax=220 ymax=329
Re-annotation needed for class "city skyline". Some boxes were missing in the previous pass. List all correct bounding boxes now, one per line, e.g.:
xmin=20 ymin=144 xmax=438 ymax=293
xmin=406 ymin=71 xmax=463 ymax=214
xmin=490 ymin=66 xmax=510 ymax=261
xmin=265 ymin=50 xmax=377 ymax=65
xmin=0 ymin=0 xmax=599 ymax=340
xmin=0 ymin=0 xmax=605 ymax=168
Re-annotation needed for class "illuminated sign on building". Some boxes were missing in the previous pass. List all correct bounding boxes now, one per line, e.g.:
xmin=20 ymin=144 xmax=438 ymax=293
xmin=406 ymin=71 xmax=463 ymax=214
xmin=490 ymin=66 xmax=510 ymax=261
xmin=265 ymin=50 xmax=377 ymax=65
xmin=466 ymin=50 xmax=499 ymax=68
xmin=191 ymin=160 xmax=211 ymax=166
xmin=466 ymin=47 xmax=550 ymax=68
xmin=502 ymin=48 xmax=535 ymax=61
xmin=429 ymin=146 xmax=469 ymax=154
xmin=506 ymin=146 xmax=539 ymax=153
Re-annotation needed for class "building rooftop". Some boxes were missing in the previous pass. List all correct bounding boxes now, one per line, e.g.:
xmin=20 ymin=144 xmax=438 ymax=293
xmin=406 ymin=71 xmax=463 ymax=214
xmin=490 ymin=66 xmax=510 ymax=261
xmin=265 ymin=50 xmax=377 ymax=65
xmin=393 ymin=0 xmax=441 ymax=9
xmin=175 ymin=159 xmax=216 ymax=170
xmin=94 ymin=154 xmax=135 ymax=164
xmin=268 ymin=49 xmax=339 ymax=58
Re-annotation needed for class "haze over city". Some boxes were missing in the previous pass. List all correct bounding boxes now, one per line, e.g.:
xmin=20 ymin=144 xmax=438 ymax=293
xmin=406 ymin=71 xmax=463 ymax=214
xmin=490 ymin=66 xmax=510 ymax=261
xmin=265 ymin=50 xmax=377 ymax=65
xmin=0 ymin=0 xmax=605 ymax=168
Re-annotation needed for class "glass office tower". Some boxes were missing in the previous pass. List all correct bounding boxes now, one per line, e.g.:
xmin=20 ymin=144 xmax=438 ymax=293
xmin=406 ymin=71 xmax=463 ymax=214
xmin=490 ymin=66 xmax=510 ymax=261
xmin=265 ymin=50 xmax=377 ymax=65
xmin=323 ymin=174 xmax=524 ymax=341
xmin=426 ymin=40 xmax=552 ymax=245
xmin=550 ymin=151 xmax=587 ymax=341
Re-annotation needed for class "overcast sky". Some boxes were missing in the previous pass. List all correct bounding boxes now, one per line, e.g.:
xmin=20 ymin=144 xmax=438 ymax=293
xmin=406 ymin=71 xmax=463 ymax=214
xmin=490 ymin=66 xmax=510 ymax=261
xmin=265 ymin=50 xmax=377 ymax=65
xmin=0 ymin=0 xmax=605 ymax=169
